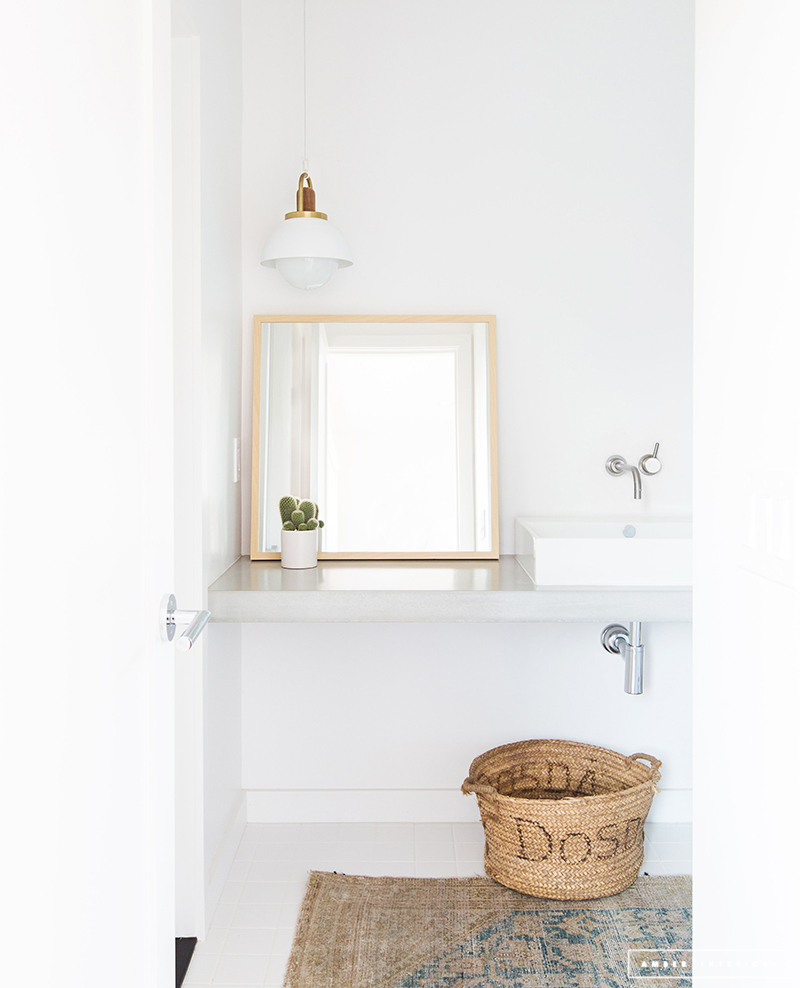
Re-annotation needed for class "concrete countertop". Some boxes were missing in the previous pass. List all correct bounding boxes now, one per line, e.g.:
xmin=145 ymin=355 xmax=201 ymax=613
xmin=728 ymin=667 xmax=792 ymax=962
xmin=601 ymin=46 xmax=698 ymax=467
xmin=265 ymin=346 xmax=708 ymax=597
xmin=207 ymin=556 xmax=692 ymax=623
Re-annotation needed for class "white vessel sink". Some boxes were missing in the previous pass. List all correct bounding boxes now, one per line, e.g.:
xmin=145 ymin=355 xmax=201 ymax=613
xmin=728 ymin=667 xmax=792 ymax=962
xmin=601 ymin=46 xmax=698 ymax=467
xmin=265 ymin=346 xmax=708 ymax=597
xmin=515 ymin=517 xmax=692 ymax=586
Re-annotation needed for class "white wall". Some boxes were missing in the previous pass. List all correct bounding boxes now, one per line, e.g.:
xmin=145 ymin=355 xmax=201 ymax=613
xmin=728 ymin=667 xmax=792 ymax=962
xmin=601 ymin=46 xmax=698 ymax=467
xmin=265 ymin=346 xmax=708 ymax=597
xmin=202 ymin=623 xmax=244 ymax=903
xmin=240 ymin=0 xmax=694 ymax=821
xmin=190 ymin=0 xmax=244 ymax=585
xmin=241 ymin=0 xmax=694 ymax=545
xmin=243 ymin=622 xmax=691 ymax=821
xmin=176 ymin=0 xmax=245 ymax=927
xmin=694 ymin=0 xmax=800 ymax=965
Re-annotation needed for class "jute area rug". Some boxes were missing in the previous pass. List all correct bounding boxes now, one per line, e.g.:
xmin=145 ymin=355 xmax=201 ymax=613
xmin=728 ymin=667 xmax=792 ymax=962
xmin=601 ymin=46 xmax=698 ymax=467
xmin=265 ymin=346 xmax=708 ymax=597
xmin=284 ymin=872 xmax=691 ymax=988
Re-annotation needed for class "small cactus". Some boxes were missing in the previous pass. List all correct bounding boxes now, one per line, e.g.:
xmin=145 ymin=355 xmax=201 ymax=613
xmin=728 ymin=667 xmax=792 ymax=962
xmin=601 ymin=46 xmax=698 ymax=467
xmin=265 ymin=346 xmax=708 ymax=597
xmin=279 ymin=496 xmax=324 ymax=531
xmin=279 ymin=495 xmax=299 ymax=524
xmin=298 ymin=499 xmax=316 ymax=523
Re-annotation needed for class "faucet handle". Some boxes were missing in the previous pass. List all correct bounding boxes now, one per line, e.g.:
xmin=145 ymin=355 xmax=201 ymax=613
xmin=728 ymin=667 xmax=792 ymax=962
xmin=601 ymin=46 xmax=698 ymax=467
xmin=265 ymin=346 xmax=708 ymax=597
xmin=639 ymin=442 xmax=662 ymax=476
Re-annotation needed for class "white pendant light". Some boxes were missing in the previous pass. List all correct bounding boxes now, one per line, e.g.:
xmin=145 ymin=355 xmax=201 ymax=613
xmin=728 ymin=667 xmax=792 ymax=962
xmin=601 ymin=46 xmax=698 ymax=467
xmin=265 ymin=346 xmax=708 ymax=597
xmin=260 ymin=0 xmax=352 ymax=290
xmin=261 ymin=172 xmax=353 ymax=289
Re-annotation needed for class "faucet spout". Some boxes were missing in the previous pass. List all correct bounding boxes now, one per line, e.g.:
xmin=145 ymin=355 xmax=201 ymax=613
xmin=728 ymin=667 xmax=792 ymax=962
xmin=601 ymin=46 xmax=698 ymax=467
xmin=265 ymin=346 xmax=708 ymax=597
xmin=605 ymin=456 xmax=642 ymax=499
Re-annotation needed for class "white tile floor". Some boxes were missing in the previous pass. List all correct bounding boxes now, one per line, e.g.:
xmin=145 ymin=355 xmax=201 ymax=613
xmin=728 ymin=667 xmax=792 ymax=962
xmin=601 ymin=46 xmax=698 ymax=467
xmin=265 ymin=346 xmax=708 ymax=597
xmin=183 ymin=820 xmax=692 ymax=987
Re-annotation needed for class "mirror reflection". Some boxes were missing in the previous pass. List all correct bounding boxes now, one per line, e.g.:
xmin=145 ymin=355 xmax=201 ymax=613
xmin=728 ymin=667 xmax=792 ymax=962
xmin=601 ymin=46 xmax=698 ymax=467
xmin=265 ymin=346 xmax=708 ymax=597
xmin=251 ymin=316 xmax=498 ymax=559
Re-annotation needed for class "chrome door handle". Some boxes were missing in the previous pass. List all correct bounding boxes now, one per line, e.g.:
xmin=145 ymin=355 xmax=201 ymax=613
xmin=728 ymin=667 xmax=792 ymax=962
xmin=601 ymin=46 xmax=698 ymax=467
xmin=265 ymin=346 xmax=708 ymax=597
xmin=160 ymin=594 xmax=211 ymax=651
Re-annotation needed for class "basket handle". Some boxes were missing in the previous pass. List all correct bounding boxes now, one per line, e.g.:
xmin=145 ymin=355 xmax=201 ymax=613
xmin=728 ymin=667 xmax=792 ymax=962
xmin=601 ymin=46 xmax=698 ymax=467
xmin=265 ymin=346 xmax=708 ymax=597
xmin=461 ymin=777 xmax=496 ymax=797
xmin=628 ymin=752 xmax=662 ymax=773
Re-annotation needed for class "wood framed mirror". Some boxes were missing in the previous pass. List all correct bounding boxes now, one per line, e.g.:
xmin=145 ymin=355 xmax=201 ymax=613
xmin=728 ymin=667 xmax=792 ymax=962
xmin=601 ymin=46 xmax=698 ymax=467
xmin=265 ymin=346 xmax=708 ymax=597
xmin=250 ymin=315 xmax=498 ymax=560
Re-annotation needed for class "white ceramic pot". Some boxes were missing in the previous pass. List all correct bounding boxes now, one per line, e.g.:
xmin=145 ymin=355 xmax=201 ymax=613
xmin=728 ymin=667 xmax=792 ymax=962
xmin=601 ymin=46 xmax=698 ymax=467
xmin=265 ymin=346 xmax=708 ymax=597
xmin=280 ymin=528 xmax=319 ymax=569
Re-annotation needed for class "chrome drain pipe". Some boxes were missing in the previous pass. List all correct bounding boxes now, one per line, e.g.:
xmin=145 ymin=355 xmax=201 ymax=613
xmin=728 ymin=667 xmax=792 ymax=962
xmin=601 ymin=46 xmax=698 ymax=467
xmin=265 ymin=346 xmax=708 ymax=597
xmin=601 ymin=622 xmax=644 ymax=694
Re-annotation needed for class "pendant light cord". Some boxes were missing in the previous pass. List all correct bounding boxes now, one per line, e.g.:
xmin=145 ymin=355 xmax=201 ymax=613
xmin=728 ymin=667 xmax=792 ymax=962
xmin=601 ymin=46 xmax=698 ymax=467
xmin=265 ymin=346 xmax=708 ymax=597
xmin=302 ymin=0 xmax=309 ymax=173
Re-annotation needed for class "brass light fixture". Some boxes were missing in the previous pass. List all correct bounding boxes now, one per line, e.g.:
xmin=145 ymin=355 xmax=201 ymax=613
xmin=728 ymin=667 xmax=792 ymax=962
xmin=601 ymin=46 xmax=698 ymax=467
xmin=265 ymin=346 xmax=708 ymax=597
xmin=287 ymin=172 xmax=325 ymax=219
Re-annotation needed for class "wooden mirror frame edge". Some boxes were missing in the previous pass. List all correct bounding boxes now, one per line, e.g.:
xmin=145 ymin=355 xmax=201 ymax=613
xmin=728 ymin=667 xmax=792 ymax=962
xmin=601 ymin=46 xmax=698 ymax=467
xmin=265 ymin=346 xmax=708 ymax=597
xmin=249 ymin=314 xmax=499 ymax=561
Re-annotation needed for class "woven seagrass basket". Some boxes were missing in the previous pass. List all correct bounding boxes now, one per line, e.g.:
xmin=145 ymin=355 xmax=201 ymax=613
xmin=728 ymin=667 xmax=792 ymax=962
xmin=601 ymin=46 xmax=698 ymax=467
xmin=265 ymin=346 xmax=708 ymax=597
xmin=462 ymin=739 xmax=661 ymax=900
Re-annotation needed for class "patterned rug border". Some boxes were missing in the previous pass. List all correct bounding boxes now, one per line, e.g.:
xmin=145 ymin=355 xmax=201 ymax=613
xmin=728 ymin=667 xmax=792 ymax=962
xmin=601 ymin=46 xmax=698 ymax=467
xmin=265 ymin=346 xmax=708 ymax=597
xmin=285 ymin=872 xmax=692 ymax=988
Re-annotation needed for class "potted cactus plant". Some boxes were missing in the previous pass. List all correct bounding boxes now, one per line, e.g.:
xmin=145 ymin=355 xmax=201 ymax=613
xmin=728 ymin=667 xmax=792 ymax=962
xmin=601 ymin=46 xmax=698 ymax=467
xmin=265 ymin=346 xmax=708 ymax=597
xmin=279 ymin=496 xmax=324 ymax=569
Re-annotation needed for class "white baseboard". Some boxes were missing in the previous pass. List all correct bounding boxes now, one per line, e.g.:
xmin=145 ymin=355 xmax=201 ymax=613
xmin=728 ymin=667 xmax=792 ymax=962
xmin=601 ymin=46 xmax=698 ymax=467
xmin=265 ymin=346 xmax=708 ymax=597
xmin=205 ymin=791 xmax=247 ymax=930
xmin=246 ymin=788 xmax=692 ymax=824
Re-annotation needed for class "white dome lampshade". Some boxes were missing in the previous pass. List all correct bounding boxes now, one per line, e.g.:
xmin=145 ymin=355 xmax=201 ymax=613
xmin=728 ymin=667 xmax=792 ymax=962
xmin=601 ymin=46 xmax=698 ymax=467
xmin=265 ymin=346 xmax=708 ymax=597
xmin=260 ymin=172 xmax=353 ymax=290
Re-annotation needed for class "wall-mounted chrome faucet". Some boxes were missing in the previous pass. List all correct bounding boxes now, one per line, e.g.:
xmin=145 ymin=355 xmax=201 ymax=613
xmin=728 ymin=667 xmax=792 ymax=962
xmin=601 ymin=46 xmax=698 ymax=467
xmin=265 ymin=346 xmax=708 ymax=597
xmin=602 ymin=622 xmax=644 ymax=694
xmin=605 ymin=443 xmax=661 ymax=500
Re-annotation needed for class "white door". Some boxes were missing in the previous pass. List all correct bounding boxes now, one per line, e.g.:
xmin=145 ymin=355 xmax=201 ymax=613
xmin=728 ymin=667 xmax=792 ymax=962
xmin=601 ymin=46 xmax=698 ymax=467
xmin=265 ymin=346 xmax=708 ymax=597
xmin=172 ymin=32 xmax=207 ymax=937
xmin=1 ymin=1 xmax=177 ymax=984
